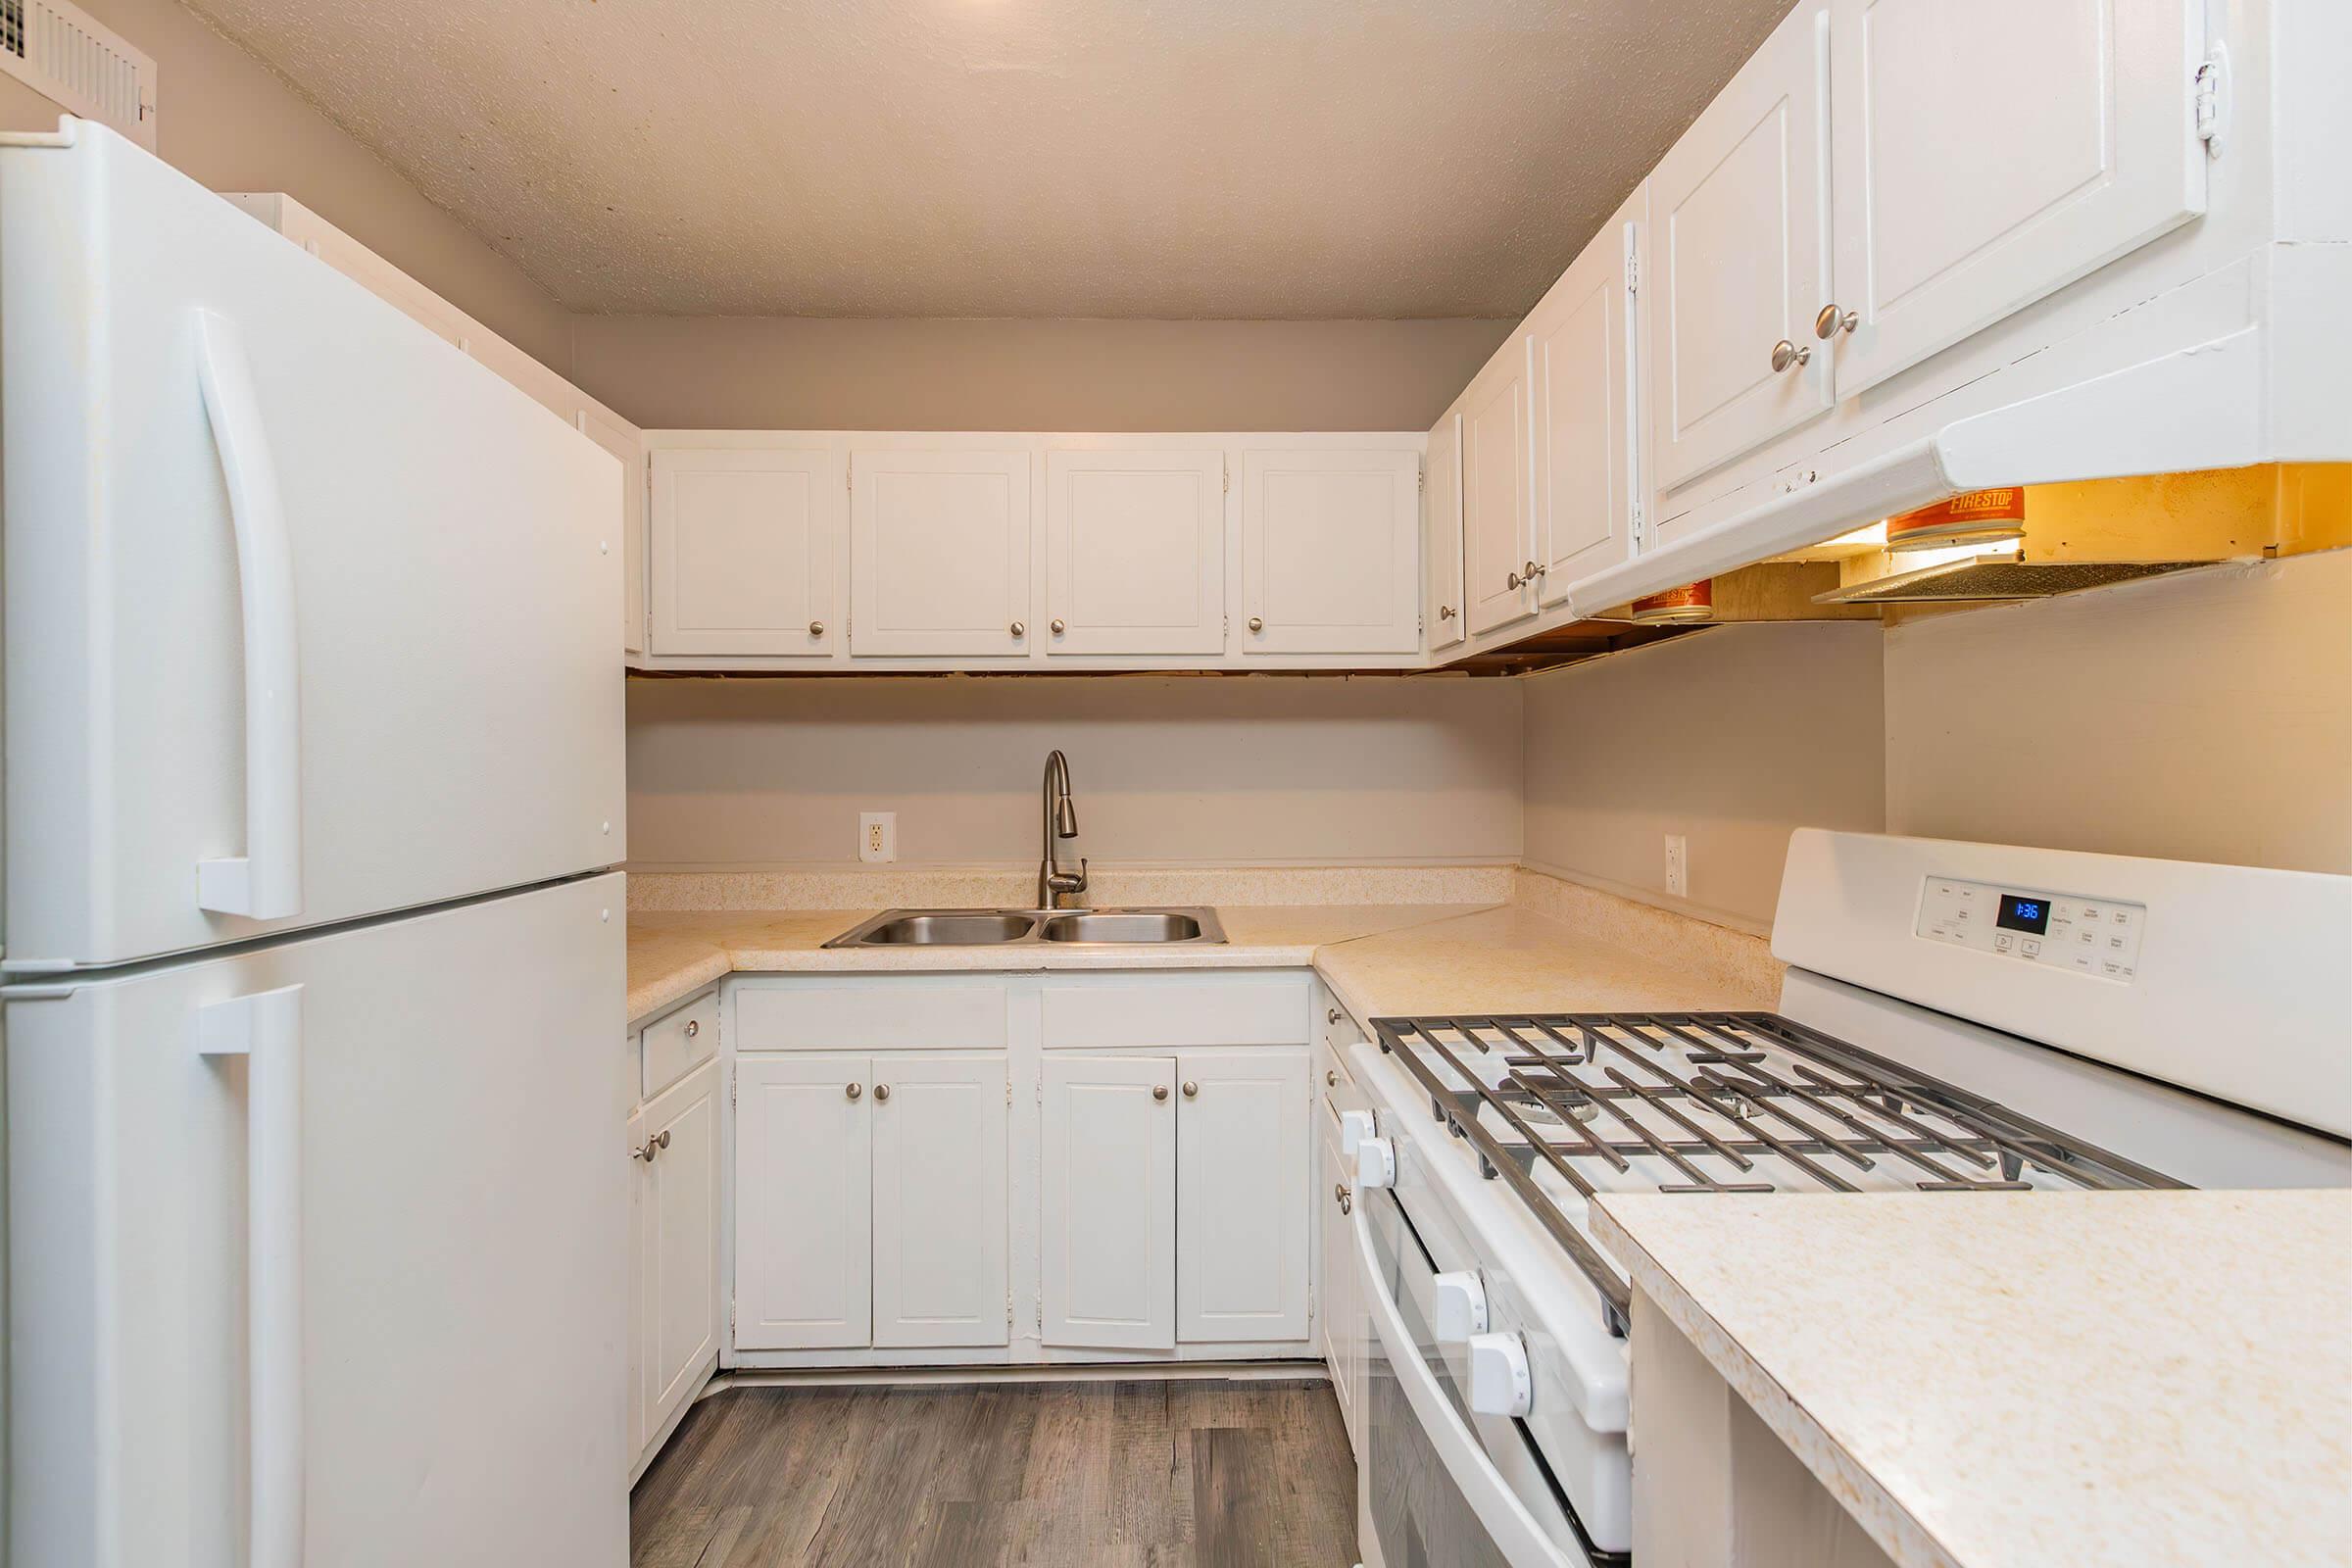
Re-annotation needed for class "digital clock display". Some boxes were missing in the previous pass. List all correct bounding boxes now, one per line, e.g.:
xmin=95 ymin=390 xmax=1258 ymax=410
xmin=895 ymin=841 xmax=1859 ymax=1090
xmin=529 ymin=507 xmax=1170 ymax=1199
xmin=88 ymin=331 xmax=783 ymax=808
xmin=1996 ymin=894 xmax=2052 ymax=935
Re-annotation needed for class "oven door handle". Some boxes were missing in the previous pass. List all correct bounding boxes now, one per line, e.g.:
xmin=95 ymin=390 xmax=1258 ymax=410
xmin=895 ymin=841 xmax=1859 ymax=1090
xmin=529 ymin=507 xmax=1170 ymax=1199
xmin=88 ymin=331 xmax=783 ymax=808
xmin=1353 ymin=1202 xmax=1576 ymax=1568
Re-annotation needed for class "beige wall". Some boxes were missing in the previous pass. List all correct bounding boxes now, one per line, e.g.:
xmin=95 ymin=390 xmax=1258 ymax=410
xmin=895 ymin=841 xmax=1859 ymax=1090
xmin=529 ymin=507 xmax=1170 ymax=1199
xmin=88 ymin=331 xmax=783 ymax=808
xmin=571 ymin=316 xmax=1515 ymax=433
xmin=1886 ymin=549 xmax=2352 ymax=874
xmin=1522 ymin=625 xmax=1888 ymax=931
xmin=626 ymin=676 xmax=1524 ymax=870
xmin=3 ymin=0 xmax=572 ymax=368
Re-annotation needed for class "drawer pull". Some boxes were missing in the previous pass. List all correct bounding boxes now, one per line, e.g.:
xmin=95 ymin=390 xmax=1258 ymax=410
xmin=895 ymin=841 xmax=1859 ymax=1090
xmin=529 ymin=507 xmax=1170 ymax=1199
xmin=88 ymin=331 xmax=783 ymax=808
xmin=1326 ymin=1069 xmax=1339 ymax=1088
xmin=1327 ymin=1007 xmax=1342 ymax=1025
xmin=683 ymin=1018 xmax=699 ymax=1039
xmin=1334 ymin=1183 xmax=1352 ymax=1216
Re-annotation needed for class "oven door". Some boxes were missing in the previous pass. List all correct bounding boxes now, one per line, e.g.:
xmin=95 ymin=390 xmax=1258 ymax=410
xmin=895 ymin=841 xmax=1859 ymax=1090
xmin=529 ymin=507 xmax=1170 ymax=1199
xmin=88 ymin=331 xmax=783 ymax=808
xmin=1352 ymin=1187 xmax=1594 ymax=1568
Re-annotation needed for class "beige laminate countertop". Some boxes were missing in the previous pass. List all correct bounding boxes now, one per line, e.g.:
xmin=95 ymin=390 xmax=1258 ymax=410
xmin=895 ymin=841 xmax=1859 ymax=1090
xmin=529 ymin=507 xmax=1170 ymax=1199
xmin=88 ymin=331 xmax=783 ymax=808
xmin=627 ymin=897 xmax=1785 ymax=1025
xmin=1590 ymin=1189 xmax=2352 ymax=1568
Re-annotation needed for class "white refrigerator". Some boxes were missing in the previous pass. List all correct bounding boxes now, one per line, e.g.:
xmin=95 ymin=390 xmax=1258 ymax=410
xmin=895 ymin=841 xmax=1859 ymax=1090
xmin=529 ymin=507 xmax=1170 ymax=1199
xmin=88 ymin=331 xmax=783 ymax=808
xmin=2 ymin=120 xmax=631 ymax=1567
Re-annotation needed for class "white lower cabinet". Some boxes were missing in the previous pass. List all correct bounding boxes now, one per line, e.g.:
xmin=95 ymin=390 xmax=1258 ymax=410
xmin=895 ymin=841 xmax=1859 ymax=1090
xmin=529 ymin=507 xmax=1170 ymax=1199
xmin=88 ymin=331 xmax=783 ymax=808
xmin=635 ymin=1058 xmax=722 ymax=1457
xmin=1041 ymin=1054 xmax=1180 ymax=1350
xmin=734 ymin=1053 xmax=875 ymax=1350
xmin=1176 ymin=1049 xmax=1312 ymax=1344
xmin=1319 ymin=1109 xmax=1361 ymax=1451
xmin=735 ymin=1048 xmax=1012 ymax=1353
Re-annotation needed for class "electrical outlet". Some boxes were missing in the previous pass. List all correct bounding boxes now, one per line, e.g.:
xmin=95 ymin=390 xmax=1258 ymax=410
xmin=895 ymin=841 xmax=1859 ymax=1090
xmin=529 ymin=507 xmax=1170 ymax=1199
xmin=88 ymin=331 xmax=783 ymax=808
xmin=859 ymin=811 xmax=897 ymax=863
xmin=1664 ymin=834 xmax=1689 ymax=898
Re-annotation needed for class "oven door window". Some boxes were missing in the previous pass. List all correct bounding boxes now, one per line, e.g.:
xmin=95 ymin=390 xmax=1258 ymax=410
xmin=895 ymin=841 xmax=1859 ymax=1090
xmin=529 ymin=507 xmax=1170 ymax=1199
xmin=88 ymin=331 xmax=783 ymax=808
xmin=1359 ymin=1186 xmax=1589 ymax=1567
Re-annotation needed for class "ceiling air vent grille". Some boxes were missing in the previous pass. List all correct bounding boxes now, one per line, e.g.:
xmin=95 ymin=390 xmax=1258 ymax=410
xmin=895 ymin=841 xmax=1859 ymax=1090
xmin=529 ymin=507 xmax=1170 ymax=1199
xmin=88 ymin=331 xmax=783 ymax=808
xmin=1 ymin=0 xmax=157 ymax=150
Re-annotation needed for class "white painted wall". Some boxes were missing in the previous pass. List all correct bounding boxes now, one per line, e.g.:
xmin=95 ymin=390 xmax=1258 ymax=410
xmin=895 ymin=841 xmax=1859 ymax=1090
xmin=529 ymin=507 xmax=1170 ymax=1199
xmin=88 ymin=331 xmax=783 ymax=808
xmin=1886 ymin=549 xmax=2352 ymax=874
xmin=626 ymin=677 xmax=1525 ymax=870
xmin=1521 ymin=625 xmax=1888 ymax=931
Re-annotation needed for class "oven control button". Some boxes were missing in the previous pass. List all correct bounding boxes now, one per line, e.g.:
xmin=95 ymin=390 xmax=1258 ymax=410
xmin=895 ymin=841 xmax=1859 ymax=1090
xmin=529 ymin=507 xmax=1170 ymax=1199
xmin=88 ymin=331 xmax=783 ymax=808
xmin=1355 ymin=1137 xmax=1396 ymax=1190
xmin=1466 ymin=1332 xmax=1533 ymax=1418
xmin=1339 ymin=1108 xmax=1378 ymax=1157
xmin=1433 ymin=1271 xmax=1490 ymax=1340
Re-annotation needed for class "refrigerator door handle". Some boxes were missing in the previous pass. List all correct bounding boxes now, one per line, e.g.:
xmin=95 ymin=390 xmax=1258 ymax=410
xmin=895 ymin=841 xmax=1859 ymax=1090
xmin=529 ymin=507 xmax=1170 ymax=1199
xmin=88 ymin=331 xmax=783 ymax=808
xmin=198 ymin=984 xmax=307 ymax=1568
xmin=192 ymin=309 xmax=305 ymax=920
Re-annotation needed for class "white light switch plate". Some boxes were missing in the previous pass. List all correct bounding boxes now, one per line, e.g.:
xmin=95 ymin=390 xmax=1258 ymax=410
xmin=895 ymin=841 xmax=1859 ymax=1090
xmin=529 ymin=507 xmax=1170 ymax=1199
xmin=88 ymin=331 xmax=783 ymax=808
xmin=859 ymin=811 xmax=897 ymax=863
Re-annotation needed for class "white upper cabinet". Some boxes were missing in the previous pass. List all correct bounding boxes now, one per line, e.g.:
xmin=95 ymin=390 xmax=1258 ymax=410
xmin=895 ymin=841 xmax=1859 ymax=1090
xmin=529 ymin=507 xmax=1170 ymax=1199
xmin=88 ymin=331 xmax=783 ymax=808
xmin=650 ymin=446 xmax=838 ymax=658
xmin=869 ymin=1053 xmax=1010 ymax=1349
xmin=1461 ymin=338 xmax=1536 ymax=635
xmin=1531 ymin=190 xmax=1643 ymax=603
xmin=1238 ymin=448 xmax=1422 ymax=656
xmin=1424 ymin=411 xmax=1465 ymax=651
xmin=1650 ymin=1 xmax=1832 ymax=493
xmin=1823 ymin=0 xmax=2206 ymax=399
xmin=850 ymin=447 xmax=1032 ymax=658
xmin=577 ymin=401 xmax=646 ymax=656
xmin=1042 ymin=447 xmax=1226 ymax=657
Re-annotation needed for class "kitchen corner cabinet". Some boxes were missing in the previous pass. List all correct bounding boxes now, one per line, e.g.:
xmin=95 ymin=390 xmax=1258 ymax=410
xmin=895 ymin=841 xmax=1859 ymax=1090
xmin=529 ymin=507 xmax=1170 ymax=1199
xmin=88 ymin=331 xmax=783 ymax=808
xmin=735 ymin=1050 xmax=1012 ymax=1352
xmin=1424 ymin=411 xmax=1465 ymax=651
xmin=1318 ymin=1111 xmax=1360 ymax=1446
xmin=1648 ymin=0 xmax=1832 ymax=493
xmin=849 ymin=447 xmax=1032 ymax=658
xmin=1532 ymin=186 xmax=1644 ymax=601
xmin=1461 ymin=336 xmax=1536 ymax=635
xmin=1238 ymin=448 xmax=1422 ymax=655
xmin=1043 ymin=447 xmax=1226 ymax=657
xmin=649 ymin=446 xmax=839 ymax=659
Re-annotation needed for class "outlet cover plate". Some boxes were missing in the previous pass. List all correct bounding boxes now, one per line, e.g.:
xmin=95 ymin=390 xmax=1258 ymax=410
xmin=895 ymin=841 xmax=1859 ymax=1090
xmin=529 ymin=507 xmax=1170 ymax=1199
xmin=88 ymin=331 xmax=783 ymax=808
xmin=859 ymin=811 xmax=898 ymax=863
xmin=1664 ymin=834 xmax=1689 ymax=898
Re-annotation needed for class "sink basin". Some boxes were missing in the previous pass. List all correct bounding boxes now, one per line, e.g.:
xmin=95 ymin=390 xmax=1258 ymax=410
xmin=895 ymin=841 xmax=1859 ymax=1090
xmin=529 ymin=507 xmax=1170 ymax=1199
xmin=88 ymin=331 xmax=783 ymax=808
xmin=823 ymin=906 xmax=1227 ymax=949
xmin=1040 ymin=911 xmax=1204 ymax=944
xmin=853 ymin=912 xmax=1036 ymax=946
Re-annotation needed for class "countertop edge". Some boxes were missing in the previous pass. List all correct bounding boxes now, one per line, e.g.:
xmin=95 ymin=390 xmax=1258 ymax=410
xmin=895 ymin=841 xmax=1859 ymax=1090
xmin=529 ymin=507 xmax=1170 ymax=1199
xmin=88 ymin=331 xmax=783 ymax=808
xmin=1589 ymin=1200 xmax=1959 ymax=1568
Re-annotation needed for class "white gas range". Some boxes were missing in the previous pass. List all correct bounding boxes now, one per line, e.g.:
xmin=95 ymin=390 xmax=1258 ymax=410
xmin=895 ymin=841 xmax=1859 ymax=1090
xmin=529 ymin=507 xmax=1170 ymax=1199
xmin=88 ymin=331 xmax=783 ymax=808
xmin=1339 ymin=830 xmax=2352 ymax=1567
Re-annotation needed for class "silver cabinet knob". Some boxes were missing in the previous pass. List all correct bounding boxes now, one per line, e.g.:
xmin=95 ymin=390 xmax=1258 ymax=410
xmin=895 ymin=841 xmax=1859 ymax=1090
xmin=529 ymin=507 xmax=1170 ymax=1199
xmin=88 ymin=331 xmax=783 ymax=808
xmin=656 ymin=1130 xmax=671 ymax=1150
xmin=633 ymin=1141 xmax=657 ymax=1163
xmin=1815 ymin=303 xmax=1858 ymax=339
xmin=846 ymin=1082 xmax=862 ymax=1101
xmin=1326 ymin=1069 xmax=1339 ymax=1088
xmin=808 ymin=620 xmax=824 ymax=638
xmin=874 ymin=1083 xmax=891 ymax=1102
xmin=1050 ymin=618 xmax=1066 ymax=635
xmin=1248 ymin=616 xmax=1264 ymax=633
xmin=1327 ymin=1007 xmax=1342 ymax=1025
xmin=1508 ymin=562 xmax=1544 ymax=590
xmin=1009 ymin=621 xmax=1025 ymax=637
xmin=1438 ymin=605 xmax=1457 ymax=619
xmin=1152 ymin=1084 xmax=1169 ymax=1102
xmin=683 ymin=1018 xmax=699 ymax=1038
xmin=1771 ymin=339 xmax=1812 ymax=372
xmin=1334 ymin=1183 xmax=1353 ymax=1216
xmin=1182 ymin=1080 xmax=1199 ymax=1099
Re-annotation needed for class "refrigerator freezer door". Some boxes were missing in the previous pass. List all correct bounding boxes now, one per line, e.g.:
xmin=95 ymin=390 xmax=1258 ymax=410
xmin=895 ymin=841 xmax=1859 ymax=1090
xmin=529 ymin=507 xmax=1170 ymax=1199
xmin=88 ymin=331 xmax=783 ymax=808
xmin=6 ymin=873 xmax=631 ymax=1568
xmin=1 ymin=121 xmax=624 ymax=970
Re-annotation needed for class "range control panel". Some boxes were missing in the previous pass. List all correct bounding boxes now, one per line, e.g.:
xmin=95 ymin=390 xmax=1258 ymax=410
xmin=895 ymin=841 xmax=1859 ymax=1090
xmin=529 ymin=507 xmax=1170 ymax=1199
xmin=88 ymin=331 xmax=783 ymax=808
xmin=1915 ymin=877 xmax=2146 ymax=982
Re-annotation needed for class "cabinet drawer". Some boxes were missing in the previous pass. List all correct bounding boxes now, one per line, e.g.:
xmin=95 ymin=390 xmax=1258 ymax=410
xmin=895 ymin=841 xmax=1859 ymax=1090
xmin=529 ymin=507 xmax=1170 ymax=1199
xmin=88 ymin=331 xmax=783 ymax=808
xmin=1041 ymin=975 xmax=1308 ymax=1049
xmin=734 ymin=980 xmax=1011 ymax=1052
xmin=641 ymin=989 xmax=718 ymax=1099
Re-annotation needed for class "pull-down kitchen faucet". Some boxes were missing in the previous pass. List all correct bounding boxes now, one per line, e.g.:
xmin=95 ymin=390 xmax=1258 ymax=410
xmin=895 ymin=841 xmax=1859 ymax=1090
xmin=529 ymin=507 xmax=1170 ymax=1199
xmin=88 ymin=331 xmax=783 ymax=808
xmin=1037 ymin=749 xmax=1089 ymax=910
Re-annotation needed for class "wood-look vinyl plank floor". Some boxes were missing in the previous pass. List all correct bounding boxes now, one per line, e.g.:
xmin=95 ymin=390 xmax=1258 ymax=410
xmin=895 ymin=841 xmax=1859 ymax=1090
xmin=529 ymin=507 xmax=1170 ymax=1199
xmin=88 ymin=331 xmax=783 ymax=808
xmin=632 ymin=1379 xmax=1357 ymax=1568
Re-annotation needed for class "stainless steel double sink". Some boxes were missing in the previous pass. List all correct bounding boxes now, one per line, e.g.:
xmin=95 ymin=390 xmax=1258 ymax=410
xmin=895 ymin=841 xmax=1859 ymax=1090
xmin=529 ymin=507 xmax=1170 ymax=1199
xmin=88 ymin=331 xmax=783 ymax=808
xmin=823 ymin=906 xmax=1228 ymax=949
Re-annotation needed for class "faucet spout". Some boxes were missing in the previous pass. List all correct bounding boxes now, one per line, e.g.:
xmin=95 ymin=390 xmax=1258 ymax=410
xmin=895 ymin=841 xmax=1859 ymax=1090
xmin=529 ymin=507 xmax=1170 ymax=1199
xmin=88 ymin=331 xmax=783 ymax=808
xmin=1038 ymin=750 xmax=1089 ymax=910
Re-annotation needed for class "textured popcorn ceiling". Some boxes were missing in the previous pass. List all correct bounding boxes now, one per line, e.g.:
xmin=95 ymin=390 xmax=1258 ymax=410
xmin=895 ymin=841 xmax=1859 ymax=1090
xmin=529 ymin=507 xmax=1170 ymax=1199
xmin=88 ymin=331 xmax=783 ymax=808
xmin=186 ymin=0 xmax=1797 ymax=318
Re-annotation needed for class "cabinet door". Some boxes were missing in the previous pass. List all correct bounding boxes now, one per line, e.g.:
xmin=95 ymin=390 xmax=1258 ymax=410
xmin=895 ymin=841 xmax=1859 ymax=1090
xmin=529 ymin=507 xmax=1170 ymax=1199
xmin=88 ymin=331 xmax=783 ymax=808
xmin=1826 ymin=0 xmax=2205 ymax=399
xmin=1176 ymin=1049 xmax=1311 ymax=1344
xmin=1532 ymin=205 xmax=1641 ymax=604
xmin=625 ymin=1105 xmax=648 ymax=1455
xmin=649 ymin=447 xmax=838 ymax=658
xmin=1319 ymin=1112 xmax=1359 ymax=1451
xmin=1425 ymin=411 xmax=1465 ymax=651
xmin=850 ymin=448 xmax=1032 ymax=658
xmin=1238 ymin=449 xmax=1421 ymax=656
xmin=1043 ymin=448 xmax=1226 ymax=657
xmin=734 ymin=1054 xmax=871 ymax=1350
xmin=1041 ymin=1054 xmax=1177 ymax=1350
xmin=870 ymin=1053 xmax=1010 ymax=1348
xmin=1462 ymin=340 xmax=1536 ymax=635
xmin=1650 ymin=1 xmax=1831 ymax=492
xmin=640 ymin=1059 xmax=721 ymax=1440
xmin=578 ymin=402 xmax=646 ymax=656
